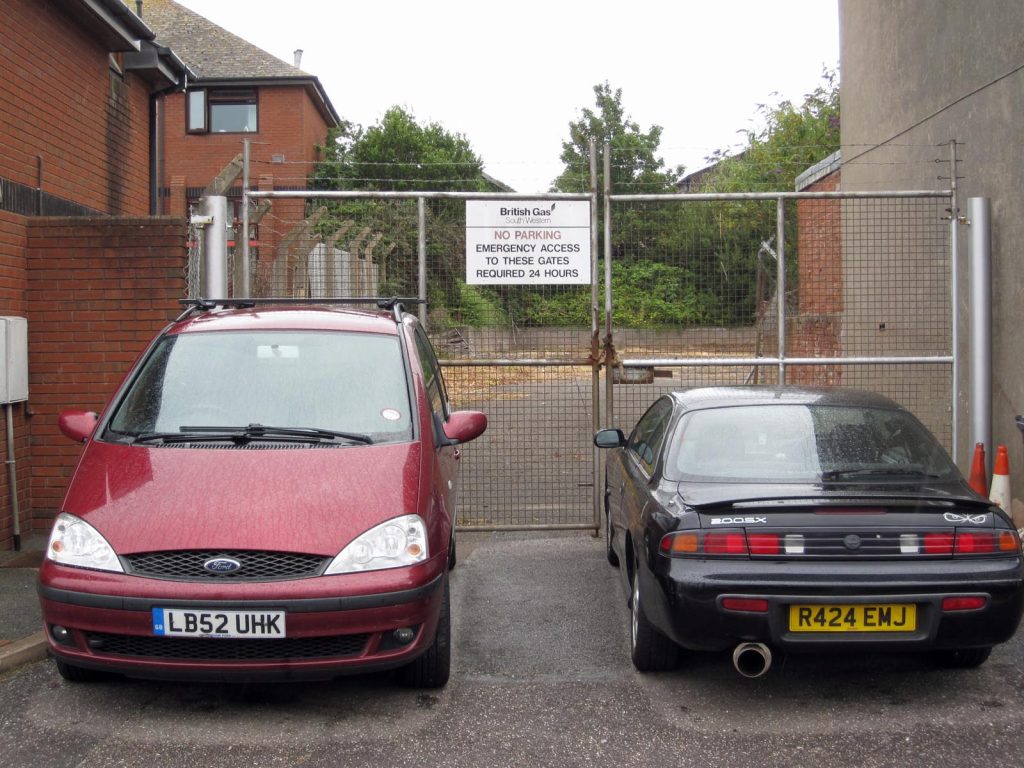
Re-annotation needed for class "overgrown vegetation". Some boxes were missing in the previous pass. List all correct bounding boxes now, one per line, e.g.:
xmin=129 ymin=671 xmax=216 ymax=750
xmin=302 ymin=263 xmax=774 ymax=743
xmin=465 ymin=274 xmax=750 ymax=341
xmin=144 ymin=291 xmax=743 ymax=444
xmin=308 ymin=72 xmax=840 ymax=330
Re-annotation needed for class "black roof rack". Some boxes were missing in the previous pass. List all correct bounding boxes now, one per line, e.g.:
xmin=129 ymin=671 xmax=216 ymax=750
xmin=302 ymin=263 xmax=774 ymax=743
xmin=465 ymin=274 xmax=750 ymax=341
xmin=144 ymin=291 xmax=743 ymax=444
xmin=177 ymin=297 xmax=426 ymax=324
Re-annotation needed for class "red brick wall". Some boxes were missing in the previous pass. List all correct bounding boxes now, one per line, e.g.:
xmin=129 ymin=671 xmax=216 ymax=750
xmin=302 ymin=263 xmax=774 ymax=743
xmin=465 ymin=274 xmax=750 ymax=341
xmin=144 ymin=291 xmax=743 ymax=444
xmin=13 ymin=217 xmax=187 ymax=543
xmin=1 ymin=0 xmax=152 ymax=216
xmin=0 ymin=211 xmax=30 ymax=547
xmin=791 ymin=171 xmax=843 ymax=386
xmin=0 ymin=211 xmax=28 ymax=314
xmin=160 ymin=85 xmax=329 ymax=192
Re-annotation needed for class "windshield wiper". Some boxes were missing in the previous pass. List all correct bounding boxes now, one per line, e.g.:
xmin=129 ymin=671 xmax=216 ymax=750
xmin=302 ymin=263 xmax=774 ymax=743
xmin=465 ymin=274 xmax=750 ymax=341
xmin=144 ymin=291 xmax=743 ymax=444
xmin=181 ymin=424 xmax=374 ymax=444
xmin=821 ymin=466 xmax=942 ymax=480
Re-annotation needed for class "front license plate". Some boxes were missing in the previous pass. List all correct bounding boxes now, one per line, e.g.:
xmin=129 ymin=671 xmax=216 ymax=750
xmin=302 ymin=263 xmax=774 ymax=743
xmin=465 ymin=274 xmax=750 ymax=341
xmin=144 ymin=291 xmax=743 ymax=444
xmin=788 ymin=603 xmax=917 ymax=632
xmin=152 ymin=608 xmax=286 ymax=639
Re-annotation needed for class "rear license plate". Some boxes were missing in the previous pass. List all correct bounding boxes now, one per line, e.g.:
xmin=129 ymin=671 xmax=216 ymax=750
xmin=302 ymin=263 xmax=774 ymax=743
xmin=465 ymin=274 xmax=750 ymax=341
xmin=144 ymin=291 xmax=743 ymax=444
xmin=152 ymin=608 xmax=286 ymax=638
xmin=788 ymin=603 xmax=916 ymax=632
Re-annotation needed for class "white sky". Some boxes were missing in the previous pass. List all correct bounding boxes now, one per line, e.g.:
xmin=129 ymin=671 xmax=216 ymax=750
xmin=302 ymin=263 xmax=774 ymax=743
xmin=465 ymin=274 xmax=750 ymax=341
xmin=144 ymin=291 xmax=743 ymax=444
xmin=171 ymin=0 xmax=839 ymax=192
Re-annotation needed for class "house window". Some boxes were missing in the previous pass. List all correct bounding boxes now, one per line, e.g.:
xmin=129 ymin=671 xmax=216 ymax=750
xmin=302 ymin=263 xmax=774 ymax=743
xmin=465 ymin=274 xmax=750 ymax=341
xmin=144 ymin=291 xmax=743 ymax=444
xmin=187 ymin=88 xmax=258 ymax=134
xmin=187 ymin=90 xmax=206 ymax=132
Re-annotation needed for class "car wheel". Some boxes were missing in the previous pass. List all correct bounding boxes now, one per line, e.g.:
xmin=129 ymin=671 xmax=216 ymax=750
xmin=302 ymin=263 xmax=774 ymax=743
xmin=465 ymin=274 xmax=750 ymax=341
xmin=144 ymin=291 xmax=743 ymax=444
xmin=935 ymin=646 xmax=992 ymax=669
xmin=397 ymin=574 xmax=451 ymax=689
xmin=54 ymin=658 xmax=112 ymax=683
xmin=448 ymin=531 xmax=457 ymax=571
xmin=629 ymin=571 xmax=679 ymax=672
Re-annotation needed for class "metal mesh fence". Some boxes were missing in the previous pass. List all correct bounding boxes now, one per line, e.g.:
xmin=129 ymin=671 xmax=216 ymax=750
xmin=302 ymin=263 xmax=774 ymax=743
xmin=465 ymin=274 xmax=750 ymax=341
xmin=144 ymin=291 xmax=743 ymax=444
xmin=244 ymin=195 xmax=599 ymax=530
xmin=607 ymin=194 xmax=953 ymax=450
xmin=211 ymin=186 xmax=953 ymax=530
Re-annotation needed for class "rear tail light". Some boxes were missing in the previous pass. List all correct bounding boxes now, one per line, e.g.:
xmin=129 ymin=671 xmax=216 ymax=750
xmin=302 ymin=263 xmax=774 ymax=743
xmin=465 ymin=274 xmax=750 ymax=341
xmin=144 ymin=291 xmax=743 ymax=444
xmin=748 ymin=533 xmax=781 ymax=555
xmin=661 ymin=529 xmax=775 ymax=558
xmin=923 ymin=532 xmax=954 ymax=555
xmin=660 ymin=527 xmax=1022 ymax=559
xmin=942 ymin=596 xmax=987 ymax=611
xmin=704 ymin=532 xmax=748 ymax=555
xmin=955 ymin=531 xmax=995 ymax=554
xmin=722 ymin=597 xmax=769 ymax=613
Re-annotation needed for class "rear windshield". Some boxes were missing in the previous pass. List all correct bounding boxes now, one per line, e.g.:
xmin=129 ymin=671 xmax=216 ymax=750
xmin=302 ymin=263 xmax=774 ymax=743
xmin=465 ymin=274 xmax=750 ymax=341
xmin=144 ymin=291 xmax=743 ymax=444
xmin=106 ymin=330 xmax=413 ymax=444
xmin=664 ymin=404 xmax=957 ymax=483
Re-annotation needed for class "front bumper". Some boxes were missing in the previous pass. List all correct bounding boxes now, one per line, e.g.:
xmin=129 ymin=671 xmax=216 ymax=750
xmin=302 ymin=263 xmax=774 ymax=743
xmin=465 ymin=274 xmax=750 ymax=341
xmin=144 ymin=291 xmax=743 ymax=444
xmin=640 ymin=555 xmax=1024 ymax=653
xmin=38 ymin=561 xmax=446 ymax=681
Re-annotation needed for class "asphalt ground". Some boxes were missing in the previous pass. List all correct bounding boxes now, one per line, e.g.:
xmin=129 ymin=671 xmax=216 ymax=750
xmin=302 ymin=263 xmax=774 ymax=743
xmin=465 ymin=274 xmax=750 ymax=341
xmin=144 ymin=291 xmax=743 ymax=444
xmin=0 ymin=535 xmax=46 ymax=673
xmin=3 ymin=531 xmax=1024 ymax=768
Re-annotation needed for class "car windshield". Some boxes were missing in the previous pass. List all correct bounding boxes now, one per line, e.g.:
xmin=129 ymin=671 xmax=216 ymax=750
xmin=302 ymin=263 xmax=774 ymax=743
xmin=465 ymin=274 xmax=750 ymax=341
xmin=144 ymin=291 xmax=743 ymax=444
xmin=105 ymin=330 xmax=413 ymax=444
xmin=664 ymin=404 xmax=957 ymax=483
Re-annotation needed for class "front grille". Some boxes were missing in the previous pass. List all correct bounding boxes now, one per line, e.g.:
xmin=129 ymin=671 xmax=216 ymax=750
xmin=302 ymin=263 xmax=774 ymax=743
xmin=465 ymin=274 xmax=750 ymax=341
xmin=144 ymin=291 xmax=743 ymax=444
xmin=85 ymin=632 xmax=369 ymax=661
xmin=124 ymin=550 xmax=331 ymax=581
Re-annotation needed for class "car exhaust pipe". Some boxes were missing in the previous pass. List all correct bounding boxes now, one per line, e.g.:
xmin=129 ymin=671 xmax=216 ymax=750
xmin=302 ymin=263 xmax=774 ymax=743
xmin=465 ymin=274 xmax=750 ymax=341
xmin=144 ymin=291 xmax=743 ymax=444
xmin=732 ymin=642 xmax=772 ymax=678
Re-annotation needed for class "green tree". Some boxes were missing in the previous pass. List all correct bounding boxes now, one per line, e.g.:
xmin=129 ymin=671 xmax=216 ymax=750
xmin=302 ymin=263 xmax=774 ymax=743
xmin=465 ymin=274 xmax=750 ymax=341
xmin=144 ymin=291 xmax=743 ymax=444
xmin=552 ymin=82 xmax=681 ymax=195
xmin=310 ymin=107 xmax=496 ymax=321
xmin=312 ymin=106 xmax=489 ymax=193
xmin=692 ymin=69 xmax=841 ymax=324
xmin=704 ymin=68 xmax=840 ymax=193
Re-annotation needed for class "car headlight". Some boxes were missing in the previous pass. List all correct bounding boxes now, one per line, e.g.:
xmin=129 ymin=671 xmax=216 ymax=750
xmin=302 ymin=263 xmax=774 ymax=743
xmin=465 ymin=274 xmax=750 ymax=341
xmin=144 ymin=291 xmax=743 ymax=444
xmin=46 ymin=512 xmax=124 ymax=573
xmin=325 ymin=515 xmax=428 ymax=575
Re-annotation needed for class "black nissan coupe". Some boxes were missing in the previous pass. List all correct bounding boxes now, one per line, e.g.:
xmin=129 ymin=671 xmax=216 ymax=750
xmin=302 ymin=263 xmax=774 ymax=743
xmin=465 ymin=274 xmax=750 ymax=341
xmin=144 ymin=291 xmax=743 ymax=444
xmin=594 ymin=387 xmax=1024 ymax=677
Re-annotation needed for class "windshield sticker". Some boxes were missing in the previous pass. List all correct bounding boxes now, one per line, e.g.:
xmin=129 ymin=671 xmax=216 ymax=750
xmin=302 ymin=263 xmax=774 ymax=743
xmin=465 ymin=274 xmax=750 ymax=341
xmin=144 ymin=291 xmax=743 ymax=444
xmin=381 ymin=409 xmax=402 ymax=422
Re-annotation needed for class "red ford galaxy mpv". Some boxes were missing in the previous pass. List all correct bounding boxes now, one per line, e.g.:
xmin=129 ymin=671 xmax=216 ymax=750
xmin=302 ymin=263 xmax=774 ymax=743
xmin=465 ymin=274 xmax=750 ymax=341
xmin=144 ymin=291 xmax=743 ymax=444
xmin=38 ymin=299 xmax=486 ymax=687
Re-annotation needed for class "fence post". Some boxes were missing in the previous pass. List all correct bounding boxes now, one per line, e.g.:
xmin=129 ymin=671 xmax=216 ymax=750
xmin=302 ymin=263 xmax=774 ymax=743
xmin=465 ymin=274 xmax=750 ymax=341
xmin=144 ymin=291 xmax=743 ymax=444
xmin=776 ymin=197 xmax=787 ymax=384
xmin=238 ymin=138 xmax=251 ymax=298
xmin=603 ymin=143 xmax=614 ymax=428
xmin=418 ymin=197 xmax=427 ymax=328
xmin=197 ymin=195 xmax=229 ymax=298
xmin=589 ymin=138 xmax=601 ymax=534
xmin=967 ymin=197 xmax=992 ymax=474
xmin=948 ymin=140 xmax=960 ymax=465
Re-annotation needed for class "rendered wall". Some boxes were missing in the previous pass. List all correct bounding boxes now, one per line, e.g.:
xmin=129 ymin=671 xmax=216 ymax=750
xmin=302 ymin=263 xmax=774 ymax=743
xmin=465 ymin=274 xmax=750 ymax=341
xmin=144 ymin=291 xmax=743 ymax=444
xmin=840 ymin=0 xmax=1024 ymax=507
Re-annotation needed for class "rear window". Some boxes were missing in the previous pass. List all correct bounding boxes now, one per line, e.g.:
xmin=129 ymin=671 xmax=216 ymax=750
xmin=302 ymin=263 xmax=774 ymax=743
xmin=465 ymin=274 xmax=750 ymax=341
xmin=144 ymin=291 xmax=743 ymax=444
xmin=106 ymin=330 xmax=413 ymax=444
xmin=664 ymin=404 xmax=957 ymax=483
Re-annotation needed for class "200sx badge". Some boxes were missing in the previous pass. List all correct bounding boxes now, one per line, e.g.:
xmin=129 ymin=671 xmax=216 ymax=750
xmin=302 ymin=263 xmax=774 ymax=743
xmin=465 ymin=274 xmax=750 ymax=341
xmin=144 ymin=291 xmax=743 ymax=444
xmin=152 ymin=608 xmax=286 ymax=638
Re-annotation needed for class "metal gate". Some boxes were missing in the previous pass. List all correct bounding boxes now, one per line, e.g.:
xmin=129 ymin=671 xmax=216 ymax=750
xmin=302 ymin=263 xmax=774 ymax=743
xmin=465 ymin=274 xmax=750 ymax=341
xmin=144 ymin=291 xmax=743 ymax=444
xmin=603 ymin=185 xmax=957 ymax=463
xmin=239 ymin=180 xmax=602 ymax=532
xmin=212 ymin=146 xmax=958 ymax=533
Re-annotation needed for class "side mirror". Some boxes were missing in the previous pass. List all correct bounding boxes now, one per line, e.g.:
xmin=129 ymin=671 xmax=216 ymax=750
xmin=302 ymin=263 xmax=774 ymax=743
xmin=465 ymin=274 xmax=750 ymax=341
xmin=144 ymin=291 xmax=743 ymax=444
xmin=58 ymin=410 xmax=99 ymax=443
xmin=442 ymin=410 xmax=487 ymax=445
xmin=594 ymin=428 xmax=626 ymax=449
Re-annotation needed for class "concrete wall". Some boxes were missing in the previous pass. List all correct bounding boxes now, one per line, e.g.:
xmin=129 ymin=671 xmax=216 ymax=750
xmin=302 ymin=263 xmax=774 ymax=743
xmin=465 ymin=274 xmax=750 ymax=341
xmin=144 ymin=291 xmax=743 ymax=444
xmin=840 ymin=1 xmax=1024 ymax=505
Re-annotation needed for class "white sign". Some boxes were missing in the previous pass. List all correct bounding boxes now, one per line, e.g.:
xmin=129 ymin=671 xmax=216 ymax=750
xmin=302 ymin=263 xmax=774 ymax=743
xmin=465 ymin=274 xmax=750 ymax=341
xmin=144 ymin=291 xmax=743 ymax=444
xmin=466 ymin=200 xmax=591 ymax=285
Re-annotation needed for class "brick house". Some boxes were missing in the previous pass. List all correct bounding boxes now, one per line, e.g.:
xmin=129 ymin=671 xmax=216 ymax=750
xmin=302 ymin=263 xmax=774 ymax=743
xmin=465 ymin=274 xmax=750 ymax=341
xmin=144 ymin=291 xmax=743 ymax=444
xmin=0 ymin=0 xmax=193 ymax=550
xmin=140 ymin=0 xmax=341 ymax=267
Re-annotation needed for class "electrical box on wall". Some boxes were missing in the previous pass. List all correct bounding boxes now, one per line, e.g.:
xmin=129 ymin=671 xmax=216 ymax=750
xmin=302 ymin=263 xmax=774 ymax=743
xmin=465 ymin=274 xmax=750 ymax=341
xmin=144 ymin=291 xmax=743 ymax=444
xmin=0 ymin=317 xmax=28 ymax=404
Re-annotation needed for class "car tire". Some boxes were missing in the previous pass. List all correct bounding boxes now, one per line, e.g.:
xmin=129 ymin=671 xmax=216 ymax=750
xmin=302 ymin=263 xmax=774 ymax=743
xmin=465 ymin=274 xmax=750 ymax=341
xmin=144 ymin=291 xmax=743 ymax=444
xmin=54 ymin=658 xmax=112 ymax=683
xmin=935 ymin=646 xmax=992 ymax=669
xmin=397 ymin=574 xmax=451 ymax=689
xmin=604 ymin=480 xmax=619 ymax=567
xmin=629 ymin=571 xmax=679 ymax=672
xmin=448 ymin=531 xmax=457 ymax=571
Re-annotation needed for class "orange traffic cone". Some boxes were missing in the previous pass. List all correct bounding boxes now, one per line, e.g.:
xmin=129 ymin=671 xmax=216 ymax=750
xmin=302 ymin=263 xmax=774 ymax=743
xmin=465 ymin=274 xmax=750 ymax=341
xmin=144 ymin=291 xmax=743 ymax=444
xmin=968 ymin=442 xmax=988 ymax=496
xmin=990 ymin=444 xmax=1011 ymax=511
